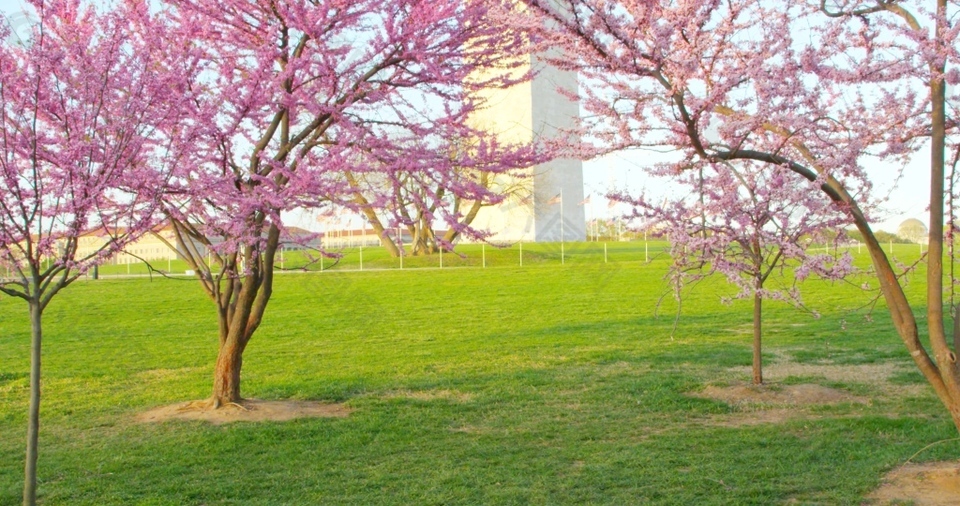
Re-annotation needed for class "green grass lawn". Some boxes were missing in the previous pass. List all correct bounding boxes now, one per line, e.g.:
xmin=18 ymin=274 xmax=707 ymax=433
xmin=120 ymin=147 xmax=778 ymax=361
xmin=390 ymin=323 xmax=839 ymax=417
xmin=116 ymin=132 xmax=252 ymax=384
xmin=0 ymin=241 xmax=953 ymax=504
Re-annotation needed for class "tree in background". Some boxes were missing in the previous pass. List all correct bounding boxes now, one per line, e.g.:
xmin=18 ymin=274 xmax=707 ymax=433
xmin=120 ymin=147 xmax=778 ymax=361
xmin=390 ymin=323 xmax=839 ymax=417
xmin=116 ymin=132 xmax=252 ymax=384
xmin=629 ymin=162 xmax=853 ymax=384
xmin=0 ymin=1 xmax=193 ymax=503
xmin=146 ymin=0 xmax=540 ymax=407
xmin=343 ymin=136 xmax=533 ymax=257
xmin=519 ymin=0 xmax=960 ymax=428
xmin=897 ymin=218 xmax=929 ymax=244
xmin=845 ymin=228 xmax=913 ymax=245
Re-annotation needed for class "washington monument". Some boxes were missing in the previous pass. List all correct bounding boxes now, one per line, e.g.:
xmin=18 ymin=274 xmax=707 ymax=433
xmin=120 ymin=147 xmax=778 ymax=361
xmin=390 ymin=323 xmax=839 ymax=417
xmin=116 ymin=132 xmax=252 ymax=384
xmin=470 ymin=52 xmax=586 ymax=243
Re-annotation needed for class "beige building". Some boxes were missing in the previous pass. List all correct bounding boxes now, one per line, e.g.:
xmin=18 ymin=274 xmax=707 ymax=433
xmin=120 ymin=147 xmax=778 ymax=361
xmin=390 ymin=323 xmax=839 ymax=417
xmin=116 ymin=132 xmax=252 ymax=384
xmin=76 ymin=224 xmax=323 ymax=266
xmin=75 ymin=226 xmax=180 ymax=265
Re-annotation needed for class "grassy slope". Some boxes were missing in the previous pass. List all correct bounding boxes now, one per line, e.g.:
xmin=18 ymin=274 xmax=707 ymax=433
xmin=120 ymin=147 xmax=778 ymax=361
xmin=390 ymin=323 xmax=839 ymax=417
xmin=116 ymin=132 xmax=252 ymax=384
xmin=0 ymin=242 xmax=952 ymax=505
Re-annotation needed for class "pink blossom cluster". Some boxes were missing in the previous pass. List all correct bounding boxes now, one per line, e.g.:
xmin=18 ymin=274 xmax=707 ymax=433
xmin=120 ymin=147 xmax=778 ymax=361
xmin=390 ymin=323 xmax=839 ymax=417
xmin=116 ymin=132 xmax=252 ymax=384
xmin=0 ymin=0 xmax=195 ymax=302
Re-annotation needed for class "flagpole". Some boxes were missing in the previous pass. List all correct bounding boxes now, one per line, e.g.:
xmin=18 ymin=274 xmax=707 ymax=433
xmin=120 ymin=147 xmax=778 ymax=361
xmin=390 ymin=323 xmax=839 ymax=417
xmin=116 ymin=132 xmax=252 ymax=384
xmin=592 ymin=196 xmax=597 ymax=241
xmin=560 ymin=188 xmax=565 ymax=265
xmin=590 ymin=194 xmax=595 ymax=241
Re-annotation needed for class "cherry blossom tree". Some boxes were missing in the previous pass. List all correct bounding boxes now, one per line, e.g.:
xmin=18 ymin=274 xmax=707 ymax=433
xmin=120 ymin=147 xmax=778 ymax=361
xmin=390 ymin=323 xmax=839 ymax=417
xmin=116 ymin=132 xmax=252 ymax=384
xmin=629 ymin=162 xmax=854 ymax=384
xmin=342 ymin=137 xmax=533 ymax=257
xmin=0 ymin=1 xmax=194 ymax=503
xmin=519 ymin=0 xmax=960 ymax=428
xmin=144 ymin=0 xmax=540 ymax=407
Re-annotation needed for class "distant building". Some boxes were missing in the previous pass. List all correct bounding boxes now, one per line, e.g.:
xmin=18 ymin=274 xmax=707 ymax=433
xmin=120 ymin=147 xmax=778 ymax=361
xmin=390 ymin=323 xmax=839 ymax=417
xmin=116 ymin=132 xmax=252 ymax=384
xmin=317 ymin=228 xmax=455 ymax=249
xmin=75 ymin=225 xmax=179 ymax=265
xmin=319 ymin=228 xmax=390 ymax=249
xmin=280 ymin=227 xmax=322 ymax=251
xmin=897 ymin=218 xmax=928 ymax=244
xmin=74 ymin=223 xmax=324 ymax=266
xmin=468 ymin=51 xmax=586 ymax=242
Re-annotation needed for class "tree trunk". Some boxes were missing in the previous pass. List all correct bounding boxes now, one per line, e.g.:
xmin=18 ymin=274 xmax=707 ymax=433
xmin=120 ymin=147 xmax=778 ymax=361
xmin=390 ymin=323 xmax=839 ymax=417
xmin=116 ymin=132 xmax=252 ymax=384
xmin=371 ymin=220 xmax=400 ymax=257
xmin=442 ymin=198 xmax=484 ymax=246
xmin=410 ymin=224 xmax=439 ymax=255
xmin=923 ymin=0 xmax=960 ymax=429
xmin=954 ymin=303 xmax=960 ymax=354
xmin=752 ymin=283 xmax=763 ymax=385
xmin=208 ymin=228 xmax=278 ymax=407
xmin=212 ymin=336 xmax=244 ymax=406
xmin=209 ymin=266 xmax=265 ymax=406
xmin=927 ymin=0 xmax=953 ymax=378
xmin=343 ymin=172 xmax=400 ymax=257
xmin=23 ymin=300 xmax=41 ymax=506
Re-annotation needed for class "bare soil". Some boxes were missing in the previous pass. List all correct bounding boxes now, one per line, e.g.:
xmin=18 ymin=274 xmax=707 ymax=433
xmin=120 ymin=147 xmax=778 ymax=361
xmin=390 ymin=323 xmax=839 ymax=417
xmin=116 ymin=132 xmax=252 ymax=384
xmin=690 ymin=383 xmax=867 ymax=427
xmin=694 ymin=383 xmax=868 ymax=406
xmin=866 ymin=461 xmax=960 ymax=505
xmin=381 ymin=389 xmax=474 ymax=402
xmin=136 ymin=399 xmax=351 ymax=425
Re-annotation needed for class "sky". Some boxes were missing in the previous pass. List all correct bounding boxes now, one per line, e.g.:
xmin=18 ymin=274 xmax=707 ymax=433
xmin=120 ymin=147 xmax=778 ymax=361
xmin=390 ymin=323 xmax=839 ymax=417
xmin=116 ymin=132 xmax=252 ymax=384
xmin=0 ymin=0 xmax=932 ymax=234
xmin=584 ymin=145 xmax=932 ymax=233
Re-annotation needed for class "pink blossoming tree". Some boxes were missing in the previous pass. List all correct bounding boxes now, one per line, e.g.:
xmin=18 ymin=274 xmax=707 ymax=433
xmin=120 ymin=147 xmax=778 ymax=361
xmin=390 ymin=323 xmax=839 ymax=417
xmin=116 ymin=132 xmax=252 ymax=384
xmin=628 ymin=162 xmax=854 ymax=384
xmin=518 ymin=0 xmax=960 ymax=428
xmin=144 ymin=0 xmax=540 ymax=407
xmin=0 ymin=1 xmax=194 ymax=503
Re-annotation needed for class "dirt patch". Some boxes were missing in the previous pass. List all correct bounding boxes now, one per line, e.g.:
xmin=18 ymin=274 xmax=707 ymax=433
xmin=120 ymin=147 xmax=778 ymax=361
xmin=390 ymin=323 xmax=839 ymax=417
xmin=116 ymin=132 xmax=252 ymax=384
xmin=382 ymin=389 xmax=473 ymax=402
xmin=136 ymin=399 xmax=351 ymax=425
xmin=701 ymin=408 xmax=809 ymax=427
xmin=726 ymin=362 xmax=931 ymax=399
xmin=867 ymin=461 xmax=960 ymax=505
xmin=728 ymin=362 xmax=902 ymax=385
xmin=135 ymin=367 xmax=204 ymax=381
xmin=687 ymin=384 xmax=870 ymax=428
xmin=694 ymin=383 xmax=868 ymax=406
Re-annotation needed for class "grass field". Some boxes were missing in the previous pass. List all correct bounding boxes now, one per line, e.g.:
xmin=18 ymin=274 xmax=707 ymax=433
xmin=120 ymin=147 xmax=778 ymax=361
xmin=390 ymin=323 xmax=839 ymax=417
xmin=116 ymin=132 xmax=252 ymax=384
xmin=0 ymin=241 xmax=954 ymax=504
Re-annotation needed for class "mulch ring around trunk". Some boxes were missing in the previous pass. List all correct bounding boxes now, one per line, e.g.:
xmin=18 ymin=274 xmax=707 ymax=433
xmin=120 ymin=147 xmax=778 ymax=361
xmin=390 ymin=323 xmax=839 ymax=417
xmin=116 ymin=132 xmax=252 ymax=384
xmin=136 ymin=399 xmax=351 ymax=425
xmin=691 ymin=383 xmax=869 ymax=406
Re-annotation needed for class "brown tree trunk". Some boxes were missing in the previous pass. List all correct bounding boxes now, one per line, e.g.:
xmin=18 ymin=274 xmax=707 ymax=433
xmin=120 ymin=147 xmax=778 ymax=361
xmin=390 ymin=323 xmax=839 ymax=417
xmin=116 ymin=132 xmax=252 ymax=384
xmin=442 ymin=198 xmax=484 ymax=246
xmin=343 ymin=171 xmax=400 ymax=257
xmin=411 ymin=224 xmax=438 ymax=255
xmin=212 ymin=336 xmax=244 ymax=406
xmin=205 ymin=227 xmax=279 ymax=407
xmin=752 ymin=286 xmax=763 ymax=385
xmin=23 ymin=300 xmax=41 ymax=506
xmin=954 ymin=303 xmax=960 ymax=355
xmin=209 ymin=260 xmax=268 ymax=406
xmin=923 ymin=0 xmax=960 ymax=429
xmin=366 ymin=216 xmax=400 ymax=257
xmin=351 ymin=199 xmax=397 ymax=257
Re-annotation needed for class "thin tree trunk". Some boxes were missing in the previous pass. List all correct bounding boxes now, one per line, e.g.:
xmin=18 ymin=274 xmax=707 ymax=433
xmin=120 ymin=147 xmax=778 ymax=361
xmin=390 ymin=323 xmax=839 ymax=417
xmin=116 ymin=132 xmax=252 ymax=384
xmin=411 ymin=225 xmax=438 ymax=255
xmin=369 ymin=218 xmax=400 ymax=257
xmin=343 ymin=172 xmax=400 ymax=257
xmin=954 ymin=303 xmax=960 ymax=354
xmin=442 ymin=199 xmax=484 ymax=246
xmin=925 ymin=0 xmax=960 ymax=428
xmin=23 ymin=300 xmax=41 ymax=506
xmin=753 ymin=282 xmax=762 ymax=385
